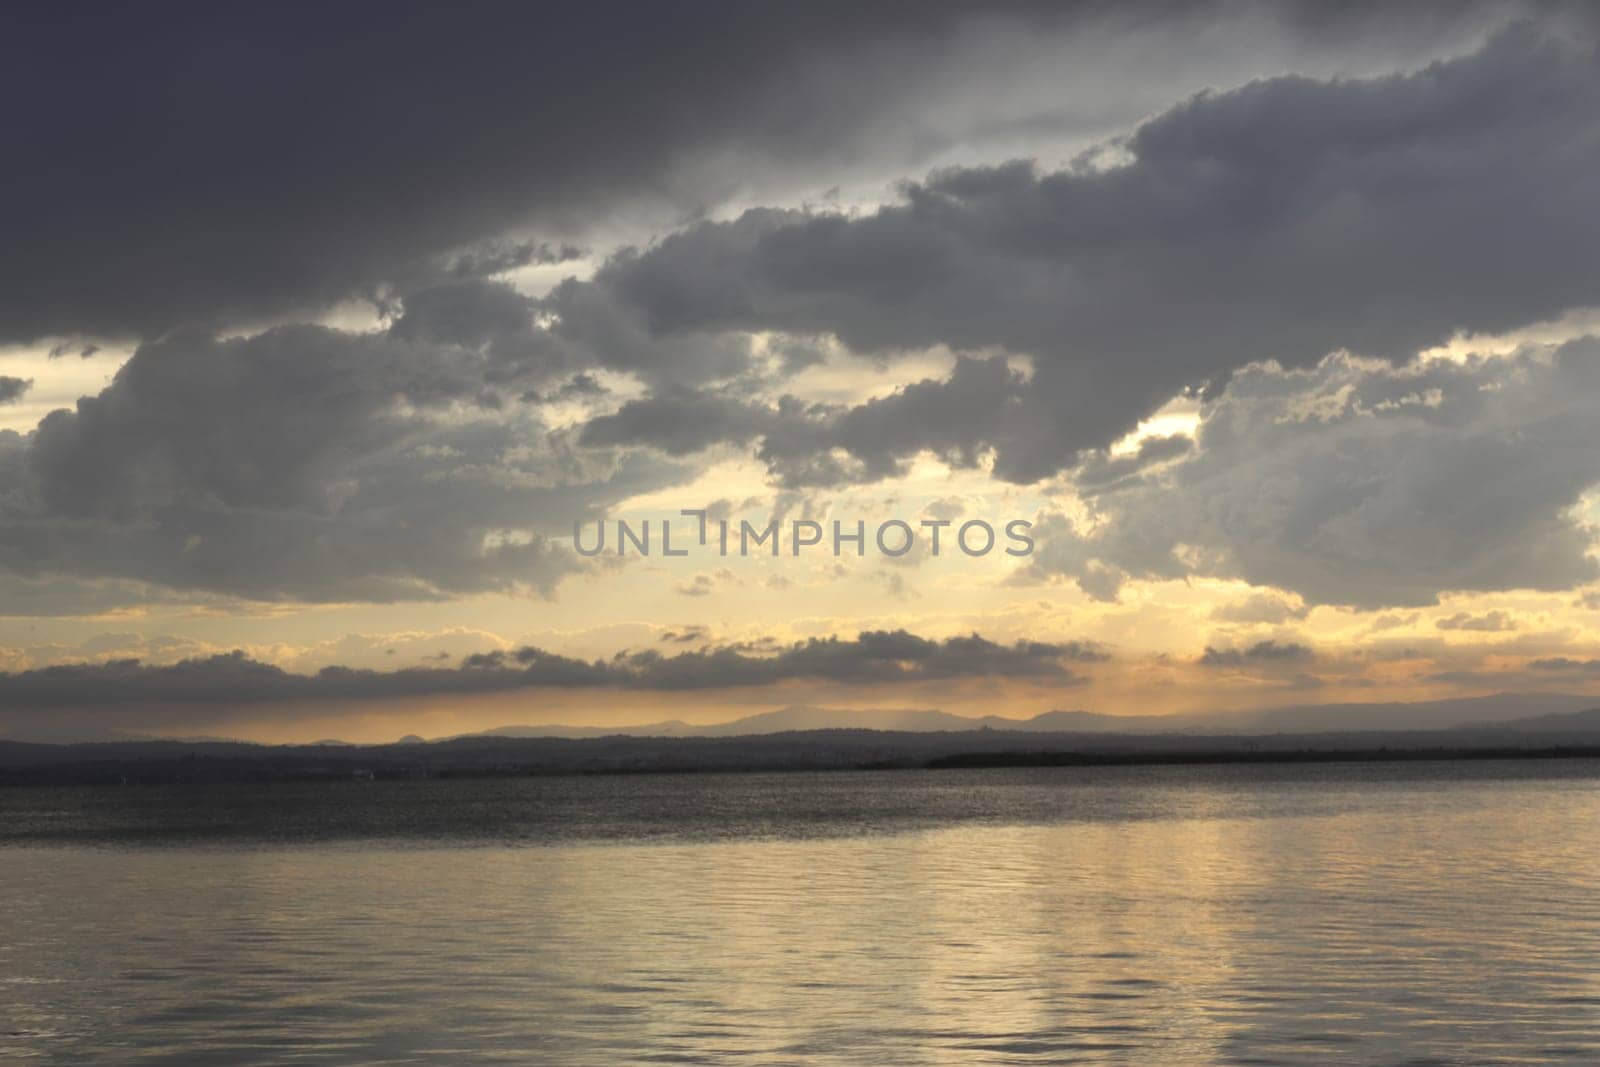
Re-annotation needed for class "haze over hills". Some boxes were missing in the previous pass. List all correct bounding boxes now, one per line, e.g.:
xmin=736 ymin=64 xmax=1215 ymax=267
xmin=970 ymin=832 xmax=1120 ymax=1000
xmin=1466 ymin=707 xmax=1600 ymax=733
xmin=1163 ymin=692 xmax=1600 ymax=734
xmin=456 ymin=706 xmax=1147 ymax=740
xmin=457 ymin=693 xmax=1600 ymax=743
xmin=6 ymin=693 xmax=1600 ymax=788
xmin=3 ymin=693 xmax=1595 ymax=752
xmin=8 ymin=706 xmax=1600 ymax=788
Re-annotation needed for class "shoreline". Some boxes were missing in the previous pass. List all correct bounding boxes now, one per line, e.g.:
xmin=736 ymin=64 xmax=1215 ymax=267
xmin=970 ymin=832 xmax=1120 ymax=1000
xmin=6 ymin=733 xmax=1600 ymax=787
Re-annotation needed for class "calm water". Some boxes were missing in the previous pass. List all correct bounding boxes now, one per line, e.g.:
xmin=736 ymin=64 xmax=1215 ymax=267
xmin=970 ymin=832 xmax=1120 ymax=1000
xmin=2 ymin=761 xmax=1598 ymax=1065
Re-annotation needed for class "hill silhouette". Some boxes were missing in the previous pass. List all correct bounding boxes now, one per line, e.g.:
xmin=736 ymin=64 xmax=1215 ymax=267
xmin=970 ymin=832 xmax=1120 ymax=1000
xmin=454 ymin=692 xmax=1599 ymax=742
xmin=4 ymin=698 xmax=1600 ymax=787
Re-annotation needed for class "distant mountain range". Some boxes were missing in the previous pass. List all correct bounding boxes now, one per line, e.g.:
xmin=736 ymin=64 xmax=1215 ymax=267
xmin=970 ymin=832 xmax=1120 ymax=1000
xmin=9 ymin=704 xmax=1600 ymax=788
xmin=456 ymin=692 xmax=1600 ymax=742
xmin=1468 ymin=706 xmax=1600 ymax=733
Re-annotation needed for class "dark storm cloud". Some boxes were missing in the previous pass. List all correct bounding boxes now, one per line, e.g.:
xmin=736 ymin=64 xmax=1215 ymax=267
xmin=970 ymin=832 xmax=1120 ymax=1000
xmin=0 ymin=2 xmax=1540 ymax=343
xmin=3 ymin=4 xmax=1596 ymax=615
xmin=1 ymin=2 xmax=955 ymax=340
xmin=386 ymin=278 xmax=583 ymax=388
xmin=0 ymin=378 xmax=31 ymax=404
xmin=580 ymin=390 xmax=773 ymax=457
xmin=757 ymin=356 xmax=1034 ymax=487
xmin=0 ymin=630 xmax=1099 ymax=711
xmin=445 ymin=242 xmax=586 ymax=281
xmin=565 ymin=24 xmax=1600 ymax=481
xmin=0 ymin=323 xmax=683 ymax=601
xmin=525 ymin=373 xmax=609 ymax=406
xmin=580 ymin=356 xmax=1036 ymax=484
xmin=387 ymin=280 xmax=543 ymax=354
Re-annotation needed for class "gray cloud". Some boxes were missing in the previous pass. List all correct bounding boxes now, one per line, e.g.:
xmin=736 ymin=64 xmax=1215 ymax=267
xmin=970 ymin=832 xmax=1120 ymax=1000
xmin=1527 ymin=657 xmax=1600 ymax=672
xmin=581 ymin=390 xmax=772 ymax=457
xmin=1072 ymin=435 xmax=1197 ymax=495
xmin=4 ymin=7 xmax=1596 ymax=620
xmin=761 ymin=356 xmax=1033 ymax=486
xmin=674 ymin=571 xmax=735 ymax=598
xmin=2 ymin=4 xmax=986 ymax=342
xmin=565 ymin=25 xmax=1600 ymax=481
xmin=0 ymin=630 xmax=1101 ymax=717
xmin=0 ymin=323 xmax=684 ymax=601
xmin=580 ymin=355 xmax=1039 ymax=487
xmin=0 ymin=377 xmax=31 ymax=404
xmin=8 ymin=1 xmax=1512 ymax=344
xmin=46 ymin=344 xmax=100 ymax=360
xmin=1436 ymin=610 xmax=1518 ymax=632
xmin=1021 ymin=340 xmax=1600 ymax=608
xmin=1198 ymin=641 xmax=1315 ymax=668
xmin=586 ymin=356 xmax=1033 ymax=486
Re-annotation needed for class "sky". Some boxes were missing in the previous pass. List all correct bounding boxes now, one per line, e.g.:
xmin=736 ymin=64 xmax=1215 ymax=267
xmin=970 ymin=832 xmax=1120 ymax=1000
xmin=4 ymin=0 xmax=1600 ymax=742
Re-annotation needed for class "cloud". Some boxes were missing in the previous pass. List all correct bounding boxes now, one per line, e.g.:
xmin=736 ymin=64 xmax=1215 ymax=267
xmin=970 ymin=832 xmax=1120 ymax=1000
xmin=1527 ymin=657 xmax=1600 ymax=673
xmin=525 ymin=373 xmax=609 ymax=406
xmin=0 ymin=630 xmax=1103 ymax=716
xmin=1198 ymin=641 xmax=1314 ymax=668
xmin=579 ymin=353 xmax=1039 ymax=487
xmin=8 ymin=1 xmax=1506 ymax=344
xmin=0 ymin=5 xmax=980 ymax=341
xmin=0 ymin=323 xmax=685 ymax=601
xmin=0 ymin=377 xmax=31 ymax=404
xmin=760 ymin=356 xmax=1033 ymax=486
xmin=47 ymin=343 xmax=100 ymax=360
xmin=1021 ymin=340 xmax=1600 ymax=608
xmin=1211 ymin=594 xmax=1310 ymax=625
xmin=1072 ymin=435 xmax=1196 ymax=494
xmin=581 ymin=389 xmax=772 ymax=456
xmin=4 ymin=8 xmax=1597 ymax=626
xmin=1436 ymin=610 xmax=1518 ymax=632
xmin=674 ymin=570 xmax=740 ymax=598
xmin=386 ymin=279 xmax=556 ymax=371
xmin=564 ymin=25 xmax=1600 ymax=480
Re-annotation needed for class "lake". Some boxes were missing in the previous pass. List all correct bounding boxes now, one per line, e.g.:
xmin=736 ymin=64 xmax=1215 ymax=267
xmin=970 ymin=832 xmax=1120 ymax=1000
xmin=3 ymin=760 xmax=1598 ymax=1064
